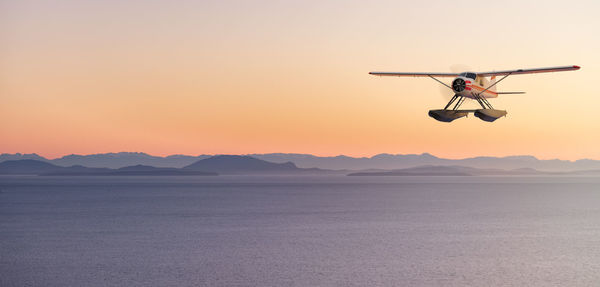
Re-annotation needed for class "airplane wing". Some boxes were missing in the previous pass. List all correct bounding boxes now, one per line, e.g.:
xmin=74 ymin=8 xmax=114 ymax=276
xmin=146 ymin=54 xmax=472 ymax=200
xmin=369 ymin=72 xmax=459 ymax=77
xmin=477 ymin=65 xmax=580 ymax=77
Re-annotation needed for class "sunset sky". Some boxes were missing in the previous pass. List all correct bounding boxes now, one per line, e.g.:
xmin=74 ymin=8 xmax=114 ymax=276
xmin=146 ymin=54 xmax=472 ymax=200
xmin=1 ymin=0 xmax=599 ymax=160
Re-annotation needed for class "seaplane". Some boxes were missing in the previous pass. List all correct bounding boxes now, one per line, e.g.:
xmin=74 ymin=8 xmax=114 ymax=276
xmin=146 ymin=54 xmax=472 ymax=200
xmin=369 ymin=65 xmax=580 ymax=122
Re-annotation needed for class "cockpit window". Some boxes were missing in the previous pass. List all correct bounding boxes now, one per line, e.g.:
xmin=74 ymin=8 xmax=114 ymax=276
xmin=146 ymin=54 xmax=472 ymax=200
xmin=466 ymin=73 xmax=476 ymax=79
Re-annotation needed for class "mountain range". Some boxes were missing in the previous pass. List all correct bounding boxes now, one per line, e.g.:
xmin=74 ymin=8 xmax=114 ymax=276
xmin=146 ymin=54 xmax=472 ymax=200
xmin=0 ymin=155 xmax=326 ymax=176
xmin=0 ymin=159 xmax=216 ymax=176
xmin=2 ymin=152 xmax=600 ymax=172
xmin=346 ymin=166 xmax=590 ymax=176
xmin=2 ymin=155 xmax=599 ymax=176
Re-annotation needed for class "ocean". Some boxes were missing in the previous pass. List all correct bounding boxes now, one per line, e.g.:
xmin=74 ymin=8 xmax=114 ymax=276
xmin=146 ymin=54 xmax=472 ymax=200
xmin=1 ymin=175 xmax=600 ymax=286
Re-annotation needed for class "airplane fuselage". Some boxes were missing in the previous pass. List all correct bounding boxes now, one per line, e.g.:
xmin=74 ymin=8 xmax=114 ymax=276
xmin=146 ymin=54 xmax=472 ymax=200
xmin=451 ymin=73 xmax=498 ymax=99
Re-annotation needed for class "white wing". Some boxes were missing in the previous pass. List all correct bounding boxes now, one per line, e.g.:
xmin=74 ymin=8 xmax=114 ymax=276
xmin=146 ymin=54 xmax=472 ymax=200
xmin=369 ymin=66 xmax=580 ymax=78
xmin=477 ymin=65 xmax=580 ymax=77
xmin=369 ymin=72 xmax=459 ymax=77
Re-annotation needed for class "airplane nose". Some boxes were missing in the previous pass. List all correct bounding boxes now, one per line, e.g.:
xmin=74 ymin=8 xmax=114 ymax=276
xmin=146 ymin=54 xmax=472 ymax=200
xmin=452 ymin=78 xmax=466 ymax=92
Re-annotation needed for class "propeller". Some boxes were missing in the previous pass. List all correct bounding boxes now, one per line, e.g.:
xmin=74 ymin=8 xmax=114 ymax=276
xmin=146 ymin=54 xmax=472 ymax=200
xmin=452 ymin=78 xmax=466 ymax=92
xmin=438 ymin=64 xmax=472 ymax=99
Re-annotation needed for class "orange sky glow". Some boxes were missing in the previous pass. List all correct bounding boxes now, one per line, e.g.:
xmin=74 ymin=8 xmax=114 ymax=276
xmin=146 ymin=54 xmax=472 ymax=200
xmin=1 ymin=0 xmax=599 ymax=160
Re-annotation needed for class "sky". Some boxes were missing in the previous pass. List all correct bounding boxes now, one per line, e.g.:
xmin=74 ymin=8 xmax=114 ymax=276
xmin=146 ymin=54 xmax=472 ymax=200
xmin=1 ymin=0 xmax=599 ymax=160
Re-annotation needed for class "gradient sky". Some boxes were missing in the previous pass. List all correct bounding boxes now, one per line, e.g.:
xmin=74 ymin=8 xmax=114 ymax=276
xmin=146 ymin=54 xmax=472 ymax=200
xmin=1 ymin=0 xmax=599 ymax=160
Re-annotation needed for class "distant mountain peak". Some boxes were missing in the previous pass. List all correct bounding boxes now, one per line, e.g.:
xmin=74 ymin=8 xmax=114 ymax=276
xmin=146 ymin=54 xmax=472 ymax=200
xmin=0 ymin=153 xmax=48 ymax=163
xmin=183 ymin=155 xmax=299 ymax=174
xmin=117 ymin=164 xmax=160 ymax=171
xmin=420 ymin=152 xmax=438 ymax=158
xmin=1 ymin=152 xmax=40 ymax=156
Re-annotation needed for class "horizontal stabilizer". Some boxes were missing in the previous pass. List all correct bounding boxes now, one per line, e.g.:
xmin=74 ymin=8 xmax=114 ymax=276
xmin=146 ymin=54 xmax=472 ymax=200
xmin=497 ymin=92 xmax=525 ymax=94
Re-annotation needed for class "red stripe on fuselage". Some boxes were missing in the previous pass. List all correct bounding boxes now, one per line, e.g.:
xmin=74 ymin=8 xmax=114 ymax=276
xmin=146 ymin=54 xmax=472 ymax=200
xmin=469 ymin=85 xmax=497 ymax=95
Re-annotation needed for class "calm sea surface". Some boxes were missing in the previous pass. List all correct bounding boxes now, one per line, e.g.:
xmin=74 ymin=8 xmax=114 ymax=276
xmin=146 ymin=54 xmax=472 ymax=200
xmin=1 ymin=175 xmax=600 ymax=286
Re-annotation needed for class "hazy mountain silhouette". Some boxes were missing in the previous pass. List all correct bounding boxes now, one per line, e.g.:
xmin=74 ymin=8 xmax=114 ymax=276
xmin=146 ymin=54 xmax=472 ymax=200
xmin=2 ymin=158 xmax=598 ymax=176
xmin=51 ymin=152 xmax=210 ymax=169
xmin=0 ymin=153 xmax=49 ymax=163
xmin=183 ymin=155 xmax=310 ymax=174
xmin=2 ymin=152 xmax=600 ymax=172
xmin=0 ymin=160 xmax=216 ymax=176
xmin=347 ymin=165 xmax=555 ymax=176
xmin=250 ymin=153 xmax=600 ymax=172
xmin=105 ymin=165 xmax=217 ymax=176
xmin=0 ymin=160 xmax=63 ymax=174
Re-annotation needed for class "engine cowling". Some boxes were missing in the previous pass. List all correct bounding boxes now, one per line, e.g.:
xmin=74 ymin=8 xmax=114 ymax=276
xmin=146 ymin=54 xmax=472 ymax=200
xmin=452 ymin=78 xmax=466 ymax=92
